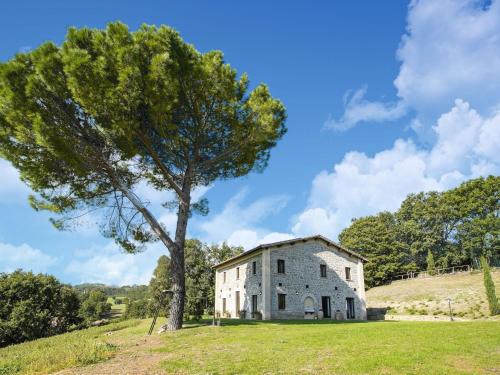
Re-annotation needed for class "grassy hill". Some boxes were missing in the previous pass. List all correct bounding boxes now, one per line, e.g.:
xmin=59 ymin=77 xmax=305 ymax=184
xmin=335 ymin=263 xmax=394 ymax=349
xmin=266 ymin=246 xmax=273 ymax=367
xmin=106 ymin=296 xmax=127 ymax=319
xmin=1 ymin=318 xmax=499 ymax=374
xmin=1 ymin=271 xmax=499 ymax=374
xmin=366 ymin=269 xmax=500 ymax=319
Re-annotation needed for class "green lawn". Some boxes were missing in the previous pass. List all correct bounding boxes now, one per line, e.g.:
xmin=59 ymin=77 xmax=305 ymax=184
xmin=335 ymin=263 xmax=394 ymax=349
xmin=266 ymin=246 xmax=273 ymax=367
xmin=160 ymin=319 xmax=500 ymax=374
xmin=107 ymin=296 xmax=127 ymax=318
xmin=0 ymin=320 xmax=141 ymax=375
xmin=0 ymin=319 xmax=499 ymax=374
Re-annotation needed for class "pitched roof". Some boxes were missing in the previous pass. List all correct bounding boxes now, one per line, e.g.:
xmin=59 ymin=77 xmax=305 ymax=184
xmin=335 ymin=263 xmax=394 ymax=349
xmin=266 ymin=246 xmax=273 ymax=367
xmin=212 ymin=234 xmax=367 ymax=269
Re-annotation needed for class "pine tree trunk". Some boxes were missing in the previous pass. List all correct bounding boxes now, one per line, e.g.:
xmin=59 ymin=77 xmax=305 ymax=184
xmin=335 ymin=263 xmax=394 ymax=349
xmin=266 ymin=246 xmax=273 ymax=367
xmin=118 ymin=179 xmax=188 ymax=330
xmin=166 ymin=242 xmax=185 ymax=330
xmin=165 ymin=176 xmax=192 ymax=331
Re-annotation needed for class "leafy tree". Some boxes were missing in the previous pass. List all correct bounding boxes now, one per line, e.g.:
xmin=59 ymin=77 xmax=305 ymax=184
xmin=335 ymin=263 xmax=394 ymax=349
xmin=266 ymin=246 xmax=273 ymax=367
xmin=0 ymin=270 xmax=81 ymax=347
xmin=426 ymin=250 xmax=436 ymax=276
xmin=184 ymin=239 xmax=212 ymax=320
xmin=206 ymin=242 xmax=244 ymax=266
xmin=79 ymin=289 xmax=111 ymax=322
xmin=124 ymin=299 xmax=154 ymax=319
xmin=450 ymin=177 xmax=500 ymax=264
xmin=147 ymin=240 xmax=243 ymax=320
xmin=480 ymin=256 xmax=499 ymax=316
xmin=0 ymin=22 xmax=286 ymax=330
xmin=397 ymin=191 xmax=461 ymax=269
xmin=149 ymin=255 xmax=171 ymax=315
xmin=340 ymin=176 xmax=499 ymax=286
xmin=339 ymin=212 xmax=414 ymax=287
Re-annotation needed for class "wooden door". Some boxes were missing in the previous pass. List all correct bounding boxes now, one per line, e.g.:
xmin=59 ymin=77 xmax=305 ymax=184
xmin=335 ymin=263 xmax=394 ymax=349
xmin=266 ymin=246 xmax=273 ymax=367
xmin=346 ymin=297 xmax=355 ymax=319
xmin=322 ymin=296 xmax=331 ymax=318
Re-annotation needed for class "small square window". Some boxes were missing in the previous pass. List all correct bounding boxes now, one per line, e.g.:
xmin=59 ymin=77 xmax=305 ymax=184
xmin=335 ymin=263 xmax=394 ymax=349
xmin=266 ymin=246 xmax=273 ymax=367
xmin=278 ymin=283 xmax=282 ymax=287
xmin=320 ymin=264 xmax=327 ymax=278
xmin=306 ymin=284 xmax=309 ymax=289
xmin=277 ymin=259 xmax=285 ymax=274
xmin=278 ymin=293 xmax=286 ymax=310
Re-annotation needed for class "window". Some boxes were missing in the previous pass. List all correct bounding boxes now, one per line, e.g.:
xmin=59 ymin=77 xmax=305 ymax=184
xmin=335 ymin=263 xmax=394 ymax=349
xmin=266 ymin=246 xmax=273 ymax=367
xmin=223 ymin=271 xmax=226 ymax=283
xmin=277 ymin=259 xmax=285 ymax=274
xmin=345 ymin=267 xmax=352 ymax=280
xmin=252 ymin=261 xmax=257 ymax=275
xmin=236 ymin=267 xmax=240 ymax=279
xmin=278 ymin=293 xmax=286 ymax=310
xmin=320 ymin=264 xmax=327 ymax=278
xmin=222 ymin=298 xmax=227 ymax=313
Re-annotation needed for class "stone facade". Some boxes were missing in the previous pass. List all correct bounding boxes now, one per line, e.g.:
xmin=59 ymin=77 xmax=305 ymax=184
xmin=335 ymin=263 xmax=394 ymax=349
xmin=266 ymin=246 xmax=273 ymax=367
xmin=214 ymin=236 xmax=367 ymax=320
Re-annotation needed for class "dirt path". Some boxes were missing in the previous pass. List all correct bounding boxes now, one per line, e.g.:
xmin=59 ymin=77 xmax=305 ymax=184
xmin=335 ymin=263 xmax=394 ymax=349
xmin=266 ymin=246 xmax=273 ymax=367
xmin=54 ymin=334 xmax=166 ymax=375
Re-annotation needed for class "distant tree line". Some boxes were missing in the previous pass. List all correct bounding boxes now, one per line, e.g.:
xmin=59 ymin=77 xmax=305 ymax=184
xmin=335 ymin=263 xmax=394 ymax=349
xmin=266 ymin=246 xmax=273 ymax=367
xmin=339 ymin=176 xmax=500 ymax=288
xmin=73 ymin=284 xmax=149 ymax=301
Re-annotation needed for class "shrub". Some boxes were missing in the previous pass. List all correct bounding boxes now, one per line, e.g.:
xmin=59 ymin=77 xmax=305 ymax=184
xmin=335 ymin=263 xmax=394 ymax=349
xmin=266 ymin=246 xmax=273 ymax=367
xmin=0 ymin=270 xmax=81 ymax=347
xmin=79 ymin=290 xmax=112 ymax=323
xmin=406 ymin=306 xmax=417 ymax=315
xmin=426 ymin=250 xmax=436 ymax=276
xmin=124 ymin=299 xmax=155 ymax=319
xmin=480 ymin=256 xmax=499 ymax=316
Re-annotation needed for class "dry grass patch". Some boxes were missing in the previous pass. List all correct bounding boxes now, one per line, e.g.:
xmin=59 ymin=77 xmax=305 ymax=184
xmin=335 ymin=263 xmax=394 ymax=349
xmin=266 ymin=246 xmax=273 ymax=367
xmin=367 ymin=270 xmax=500 ymax=319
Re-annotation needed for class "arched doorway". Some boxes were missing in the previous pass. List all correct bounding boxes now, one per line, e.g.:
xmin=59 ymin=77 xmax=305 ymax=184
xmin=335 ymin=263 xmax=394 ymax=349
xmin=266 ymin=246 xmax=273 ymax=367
xmin=304 ymin=296 xmax=315 ymax=318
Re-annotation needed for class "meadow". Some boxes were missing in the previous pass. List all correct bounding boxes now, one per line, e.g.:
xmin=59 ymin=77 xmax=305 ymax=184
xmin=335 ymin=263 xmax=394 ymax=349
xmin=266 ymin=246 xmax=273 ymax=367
xmin=0 ymin=318 xmax=499 ymax=374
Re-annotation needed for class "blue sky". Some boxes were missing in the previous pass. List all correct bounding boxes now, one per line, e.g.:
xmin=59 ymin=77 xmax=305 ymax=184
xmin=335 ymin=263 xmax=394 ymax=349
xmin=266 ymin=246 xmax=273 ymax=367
xmin=1 ymin=0 xmax=499 ymax=285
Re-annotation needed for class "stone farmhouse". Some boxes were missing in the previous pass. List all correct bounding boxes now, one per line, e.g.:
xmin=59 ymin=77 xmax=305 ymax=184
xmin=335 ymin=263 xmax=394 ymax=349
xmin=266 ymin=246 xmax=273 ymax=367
xmin=213 ymin=235 xmax=367 ymax=320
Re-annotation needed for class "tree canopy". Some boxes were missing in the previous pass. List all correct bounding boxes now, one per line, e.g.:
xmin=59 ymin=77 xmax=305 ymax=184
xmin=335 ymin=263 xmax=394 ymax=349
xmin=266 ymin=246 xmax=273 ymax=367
xmin=339 ymin=176 xmax=500 ymax=287
xmin=0 ymin=270 xmax=81 ymax=347
xmin=0 ymin=22 xmax=286 ymax=329
xmin=79 ymin=289 xmax=111 ymax=323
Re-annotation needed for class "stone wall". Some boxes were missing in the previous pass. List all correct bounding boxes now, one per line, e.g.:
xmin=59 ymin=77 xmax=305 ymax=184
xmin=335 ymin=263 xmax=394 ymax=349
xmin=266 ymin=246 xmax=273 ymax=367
xmin=215 ymin=253 xmax=262 ymax=318
xmin=269 ymin=241 xmax=366 ymax=320
xmin=214 ymin=238 xmax=366 ymax=320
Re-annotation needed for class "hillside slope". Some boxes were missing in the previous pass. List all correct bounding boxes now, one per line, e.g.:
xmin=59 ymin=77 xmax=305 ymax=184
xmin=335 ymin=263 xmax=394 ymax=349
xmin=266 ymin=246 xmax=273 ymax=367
xmin=1 ymin=318 xmax=499 ymax=375
xmin=366 ymin=270 xmax=500 ymax=319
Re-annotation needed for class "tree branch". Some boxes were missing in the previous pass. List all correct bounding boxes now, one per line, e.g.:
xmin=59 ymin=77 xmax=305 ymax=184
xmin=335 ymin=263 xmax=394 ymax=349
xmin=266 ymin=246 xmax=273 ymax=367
xmin=135 ymin=130 xmax=185 ymax=200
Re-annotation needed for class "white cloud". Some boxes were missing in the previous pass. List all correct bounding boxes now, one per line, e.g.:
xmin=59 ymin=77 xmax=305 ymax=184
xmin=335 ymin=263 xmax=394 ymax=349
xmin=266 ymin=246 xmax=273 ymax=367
xmin=0 ymin=159 xmax=30 ymax=203
xmin=324 ymin=87 xmax=407 ymax=131
xmin=294 ymin=99 xmax=500 ymax=240
xmin=196 ymin=188 xmax=290 ymax=249
xmin=66 ymin=241 xmax=167 ymax=286
xmin=395 ymin=0 xmax=500 ymax=117
xmin=0 ymin=242 xmax=57 ymax=274
xmin=329 ymin=0 xmax=500 ymax=131
xmin=226 ymin=230 xmax=294 ymax=250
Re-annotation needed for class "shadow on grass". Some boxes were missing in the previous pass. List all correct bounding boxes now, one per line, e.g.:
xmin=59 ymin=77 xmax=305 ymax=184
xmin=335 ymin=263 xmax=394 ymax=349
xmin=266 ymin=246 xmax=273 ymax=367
xmin=182 ymin=318 xmax=392 ymax=328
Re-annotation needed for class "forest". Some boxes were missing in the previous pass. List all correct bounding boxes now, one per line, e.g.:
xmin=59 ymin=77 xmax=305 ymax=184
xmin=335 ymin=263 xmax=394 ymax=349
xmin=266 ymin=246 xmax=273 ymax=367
xmin=339 ymin=176 xmax=499 ymax=287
